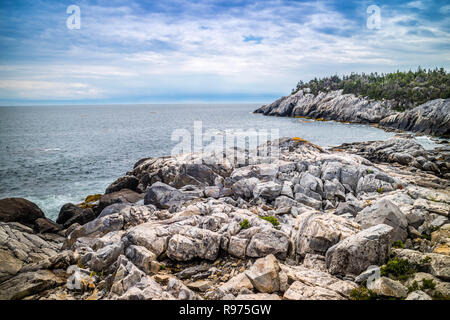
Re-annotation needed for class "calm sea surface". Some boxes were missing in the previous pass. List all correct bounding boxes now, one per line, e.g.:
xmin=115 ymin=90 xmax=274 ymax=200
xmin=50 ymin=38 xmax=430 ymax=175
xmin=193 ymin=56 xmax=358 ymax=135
xmin=0 ymin=104 xmax=434 ymax=219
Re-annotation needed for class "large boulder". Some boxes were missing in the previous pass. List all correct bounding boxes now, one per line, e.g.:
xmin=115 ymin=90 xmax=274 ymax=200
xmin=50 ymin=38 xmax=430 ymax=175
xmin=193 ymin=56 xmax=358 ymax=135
xmin=105 ymin=175 xmax=139 ymax=194
xmin=166 ymin=227 xmax=221 ymax=261
xmin=245 ymin=229 xmax=290 ymax=260
xmin=144 ymin=182 xmax=195 ymax=209
xmin=367 ymin=277 xmax=408 ymax=298
xmin=355 ymin=199 xmax=408 ymax=242
xmin=99 ymin=189 xmax=143 ymax=212
xmin=281 ymin=264 xmax=357 ymax=300
xmin=295 ymin=211 xmax=360 ymax=257
xmin=0 ymin=270 xmax=65 ymax=300
xmin=244 ymin=254 xmax=281 ymax=293
xmin=0 ymin=198 xmax=45 ymax=228
xmin=56 ymin=203 xmax=95 ymax=228
xmin=283 ymin=280 xmax=344 ymax=300
xmin=253 ymin=181 xmax=282 ymax=200
xmin=325 ymin=224 xmax=393 ymax=276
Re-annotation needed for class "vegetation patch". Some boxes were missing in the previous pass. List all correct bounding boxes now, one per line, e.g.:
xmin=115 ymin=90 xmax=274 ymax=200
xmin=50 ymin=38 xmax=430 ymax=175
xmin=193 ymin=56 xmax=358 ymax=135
xmin=239 ymin=219 xmax=250 ymax=229
xmin=350 ymin=286 xmax=380 ymax=300
xmin=392 ymin=240 xmax=404 ymax=249
xmin=380 ymin=258 xmax=416 ymax=281
xmin=259 ymin=216 xmax=280 ymax=228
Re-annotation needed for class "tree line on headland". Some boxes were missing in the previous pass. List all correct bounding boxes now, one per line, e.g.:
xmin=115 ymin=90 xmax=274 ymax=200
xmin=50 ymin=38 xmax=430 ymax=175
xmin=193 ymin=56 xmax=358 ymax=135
xmin=292 ymin=67 xmax=450 ymax=111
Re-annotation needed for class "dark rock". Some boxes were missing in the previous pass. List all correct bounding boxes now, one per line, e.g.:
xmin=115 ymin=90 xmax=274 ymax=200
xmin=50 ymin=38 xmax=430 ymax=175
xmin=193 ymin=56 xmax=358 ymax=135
xmin=99 ymin=189 xmax=143 ymax=212
xmin=56 ymin=203 xmax=95 ymax=228
xmin=34 ymin=218 xmax=61 ymax=234
xmin=105 ymin=175 xmax=139 ymax=194
xmin=0 ymin=198 xmax=45 ymax=228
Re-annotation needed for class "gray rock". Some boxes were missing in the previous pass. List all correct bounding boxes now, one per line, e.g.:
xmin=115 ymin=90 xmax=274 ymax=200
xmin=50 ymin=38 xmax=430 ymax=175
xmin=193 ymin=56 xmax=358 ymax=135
xmin=367 ymin=276 xmax=408 ymax=298
xmin=295 ymin=211 xmax=360 ymax=257
xmin=144 ymin=182 xmax=195 ymax=209
xmin=355 ymin=265 xmax=380 ymax=284
xmin=0 ymin=270 xmax=65 ymax=300
xmin=405 ymin=290 xmax=432 ymax=300
xmin=245 ymin=254 xmax=280 ymax=293
xmin=253 ymin=181 xmax=282 ymax=200
xmin=355 ymin=199 xmax=408 ymax=242
xmin=326 ymin=224 xmax=393 ymax=276
xmin=246 ymin=229 xmax=290 ymax=260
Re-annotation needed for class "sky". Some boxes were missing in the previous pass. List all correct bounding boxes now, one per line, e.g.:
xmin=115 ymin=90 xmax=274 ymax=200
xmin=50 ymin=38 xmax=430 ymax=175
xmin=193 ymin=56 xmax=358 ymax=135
xmin=0 ymin=0 xmax=449 ymax=105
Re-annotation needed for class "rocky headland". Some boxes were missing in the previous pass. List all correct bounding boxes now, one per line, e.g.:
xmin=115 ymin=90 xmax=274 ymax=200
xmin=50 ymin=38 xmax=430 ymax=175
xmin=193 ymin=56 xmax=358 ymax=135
xmin=0 ymin=134 xmax=449 ymax=300
xmin=254 ymin=89 xmax=450 ymax=138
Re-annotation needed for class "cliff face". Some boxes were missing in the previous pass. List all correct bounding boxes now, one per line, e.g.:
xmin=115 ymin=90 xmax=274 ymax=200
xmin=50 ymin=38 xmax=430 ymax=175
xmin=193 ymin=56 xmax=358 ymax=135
xmin=379 ymin=99 xmax=450 ymax=137
xmin=255 ymin=89 xmax=450 ymax=138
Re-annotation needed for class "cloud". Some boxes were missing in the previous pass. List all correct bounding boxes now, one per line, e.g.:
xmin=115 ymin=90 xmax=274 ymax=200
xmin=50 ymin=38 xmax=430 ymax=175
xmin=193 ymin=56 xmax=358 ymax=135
xmin=406 ymin=1 xmax=426 ymax=9
xmin=0 ymin=0 xmax=449 ymax=103
xmin=0 ymin=80 xmax=104 ymax=99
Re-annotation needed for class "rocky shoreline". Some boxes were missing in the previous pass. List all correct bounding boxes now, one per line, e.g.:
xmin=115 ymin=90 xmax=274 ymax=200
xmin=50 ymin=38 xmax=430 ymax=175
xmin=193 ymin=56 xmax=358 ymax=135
xmin=0 ymin=135 xmax=449 ymax=300
xmin=254 ymin=89 xmax=450 ymax=138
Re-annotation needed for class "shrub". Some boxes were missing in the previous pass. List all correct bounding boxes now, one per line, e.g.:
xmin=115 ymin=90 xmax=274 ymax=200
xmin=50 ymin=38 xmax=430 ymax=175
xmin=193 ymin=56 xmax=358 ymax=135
xmin=380 ymin=258 xmax=416 ymax=281
xmin=240 ymin=219 xmax=250 ymax=229
xmin=392 ymin=240 xmax=404 ymax=249
xmin=421 ymin=279 xmax=436 ymax=290
xmin=408 ymin=281 xmax=420 ymax=293
xmin=259 ymin=216 xmax=280 ymax=228
xmin=350 ymin=287 xmax=379 ymax=300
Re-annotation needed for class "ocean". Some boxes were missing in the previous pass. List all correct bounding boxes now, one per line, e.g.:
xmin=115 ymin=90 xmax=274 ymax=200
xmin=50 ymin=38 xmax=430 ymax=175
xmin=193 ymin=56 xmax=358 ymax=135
xmin=0 ymin=103 xmax=432 ymax=220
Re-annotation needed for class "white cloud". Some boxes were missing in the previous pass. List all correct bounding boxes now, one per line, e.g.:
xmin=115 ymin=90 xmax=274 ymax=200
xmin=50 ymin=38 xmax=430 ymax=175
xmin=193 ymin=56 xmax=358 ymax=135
xmin=0 ymin=0 xmax=449 ymax=102
xmin=406 ymin=1 xmax=426 ymax=9
xmin=0 ymin=80 xmax=104 ymax=99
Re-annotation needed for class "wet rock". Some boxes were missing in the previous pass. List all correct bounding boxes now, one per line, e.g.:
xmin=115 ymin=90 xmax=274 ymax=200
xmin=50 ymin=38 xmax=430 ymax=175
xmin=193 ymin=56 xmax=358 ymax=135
xmin=57 ymin=203 xmax=95 ymax=228
xmin=0 ymin=198 xmax=45 ymax=229
xmin=105 ymin=175 xmax=139 ymax=194
xmin=34 ymin=218 xmax=61 ymax=234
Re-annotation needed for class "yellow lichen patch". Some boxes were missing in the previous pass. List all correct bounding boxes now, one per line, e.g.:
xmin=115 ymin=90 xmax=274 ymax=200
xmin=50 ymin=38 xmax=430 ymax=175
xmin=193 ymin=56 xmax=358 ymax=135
xmin=292 ymin=137 xmax=309 ymax=143
xmin=315 ymin=118 xmax=329 ymax=122
xmin=85 ymin=194 xmax=102 ymax=203
xmin=78 ymin=193 xmax=102 ymax=209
